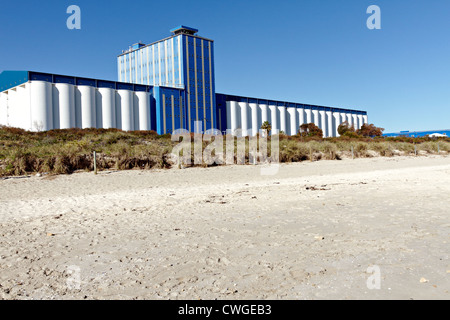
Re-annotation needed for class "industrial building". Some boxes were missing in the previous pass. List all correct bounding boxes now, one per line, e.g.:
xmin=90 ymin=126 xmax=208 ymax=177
xmin=384 ymin=130 xmax=449 ymax=138
xmin=0 ymin=26 xmax=368 ymax=136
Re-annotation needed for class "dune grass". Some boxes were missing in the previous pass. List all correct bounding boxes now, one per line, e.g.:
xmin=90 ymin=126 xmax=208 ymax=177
xmin=0 ymin=127 xmax=173 ymax=176
xmin=0 ymin=126 xmax=448 ymax=177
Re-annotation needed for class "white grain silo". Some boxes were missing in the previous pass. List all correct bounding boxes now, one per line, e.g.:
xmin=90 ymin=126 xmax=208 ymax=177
xmin=352 ymin=114 xmax=358 ymax=130
xmin=31 ymin=81 xmax=53 ymax=131
xmin=326 ymin=111 xmax=333 ymax=137
xmin=81 ymin=86 xmax=97 ymax=128
xmin=14 ymin=84 xmax=30 ymax=130
xmin=117 ymin=89 xmax=134 ymax=131
xmin=259 ymin=103 xmax=268 ymax=133
xmin=319 ymin=110 xmax=327 ymax=137
xmin=287 ymin=106 xmax=297 ymax=136
xmin=269 ymin=104 xmax=278 ymax=132
xmin=97 ymin=87 xmax=116 ymax=129
xmin=229 ymin=101 xmax=238 ymax=134
xmin=297 ymin=107 xmax=305 ymax=127
xmin=363 ymin=114 xmax=368 ymax=126
xmin=305 ymin=108 xmax=312 ymax=124
xmin=333 ymin=112 xmax=342 ymax=137
xmin=278 ymin=106 xmax=286 ymax=134
xmin=340 ymin=112 xmax=347 ymax=125
xmin=133 ymin=92 xmax=140 ymax=131
xmin=346 ymin=113 xmax=353 ymax=128
xmin=136 ymin=91 xmax=150 ymax=131
xmin=238 ymin=101 xmax=249 ymax=136
xmin=357 ymin=114 xmax=364 ymax=129
xmin=226 ymin=101 xmax=232 ymax=132
xmin=54 ymin=83 xmax=75 ymax=129
xmin=312 ymin=109 xmax=319 ymax=128
xmin=249 ymin=102 xmax=258 ymax=136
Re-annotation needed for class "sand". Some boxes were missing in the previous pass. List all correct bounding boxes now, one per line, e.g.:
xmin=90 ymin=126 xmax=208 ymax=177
xmin=0 ymin=156 xmax=449 ymax=300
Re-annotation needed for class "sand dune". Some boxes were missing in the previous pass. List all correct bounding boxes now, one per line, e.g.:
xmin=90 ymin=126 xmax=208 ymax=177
xmin=0 ymin=156 xmax=449 ymax=299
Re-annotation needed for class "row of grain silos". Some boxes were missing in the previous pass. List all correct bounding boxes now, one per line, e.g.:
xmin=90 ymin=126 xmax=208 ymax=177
xmin=226 ymin=101 xmax=368 ymax=137
xmin=28 ymin=80 xmax=151 ymax=132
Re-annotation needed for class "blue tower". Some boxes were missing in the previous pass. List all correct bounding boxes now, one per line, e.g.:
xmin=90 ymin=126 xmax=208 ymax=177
xmin=118 ymin=26 xmax=216 ymax=134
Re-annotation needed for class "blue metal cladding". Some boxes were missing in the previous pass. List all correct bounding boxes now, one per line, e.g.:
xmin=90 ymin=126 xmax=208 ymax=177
xmin=97 ymin=80 xmax=116 ymax=89
xmin=150 ymin=90 xmax=157 ymax=132
xmin=177 ymin=34 xmax=217 ymax=132
xmin=1 ymin=70 xmax=157 ymax=94
xmin=196 ymin=38 xmax=203 ymax=129
xmin=116 ymin=82 xmax=134 ymax=91
xmin=187 ymin=35 xmax=196 ymax=131
xmin=0 ymin=71 xmax=29 ymax=92
xmin=133 ymin=84 xmax=150 ymax=92
xmin=119 ymin=35 xmax=186 ymax=89
xmin=76 ymin=78 xmax=96 ymax=87
xmin=209 ymin=40 xmax=217 ymax=130
xmin=215 ymin=93 xmax=367 ymax=116
xmin=215 ymin=93 xmax=228 ymax=133
xmin=203 ymin=40 xmax=210 ymax=129
xmin=154 ymin=86 xmax=186 ymax=135
xmin=54 ymin=75 xmax=76 ymax=85
xmin=29 ymin=72 xmax=53 ymax=82
xmin=117 ymin=29 xmax=220 ymax=132
xmin=154 ymin=87 xmax=162 ymax=134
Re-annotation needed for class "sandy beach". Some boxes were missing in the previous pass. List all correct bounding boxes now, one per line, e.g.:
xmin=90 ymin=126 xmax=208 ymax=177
xmin=0 ymin=156 xmax=449 ymax=300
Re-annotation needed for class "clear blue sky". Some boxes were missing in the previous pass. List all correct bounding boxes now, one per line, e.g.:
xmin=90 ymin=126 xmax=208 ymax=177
xmin=0 ymin=0 xmax=449 ymax=133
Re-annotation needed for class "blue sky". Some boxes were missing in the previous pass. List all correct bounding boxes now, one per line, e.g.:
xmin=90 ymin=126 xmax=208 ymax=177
xmin=0 ymin=0 xmax=449 ymax=132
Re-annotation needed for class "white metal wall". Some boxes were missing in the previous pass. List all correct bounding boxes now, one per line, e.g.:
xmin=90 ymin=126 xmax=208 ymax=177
xmin=0 ymin=81 xmax=152 ymax=132
xmin=224 ymin=100 xmax=368 ymax=138
xmin=0 ymin=91 xmax=8 ymax=126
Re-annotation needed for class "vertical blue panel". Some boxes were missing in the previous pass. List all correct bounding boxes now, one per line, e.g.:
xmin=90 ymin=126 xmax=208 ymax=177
xmin=209 ymin=41 xmax=217 ymax=131
xmin=182 ymin=90 xmax=188 ymax=130
xmin=214 ymin=94 xmax=227 ymax=133
xmin=174 ymin=91 xmax=179 ymax=131
xmin=154 ymin=86 xmax=163 ymax=135
xmin=150 ymin=87 xmax=157 ymax=132
xmin=188 ymin=36 xmax=196 ymax=131
xmin=165 ymin=91 xmax=171 ymax=133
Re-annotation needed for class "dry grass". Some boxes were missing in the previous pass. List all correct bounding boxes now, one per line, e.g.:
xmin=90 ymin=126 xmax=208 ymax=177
xmin=0 ymin=126 xmax=172 ymax=176
xmin=0 ymin=126 xmax=449 ymax=177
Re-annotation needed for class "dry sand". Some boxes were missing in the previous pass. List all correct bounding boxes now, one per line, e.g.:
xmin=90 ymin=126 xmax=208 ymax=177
xmin=0 ymin=156 xmax=449 ymax=300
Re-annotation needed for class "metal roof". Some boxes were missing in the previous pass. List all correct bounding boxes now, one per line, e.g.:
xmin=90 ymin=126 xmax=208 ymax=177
xmin=215 ymin=93 xmax=367 ymax=115
xmin=170 ymin=26 xmax=199 ymax=35
xmin=0 ymin=71 xmax=29 ymax=92
xmin=0 ymin=71 xmax=153 ymax=92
